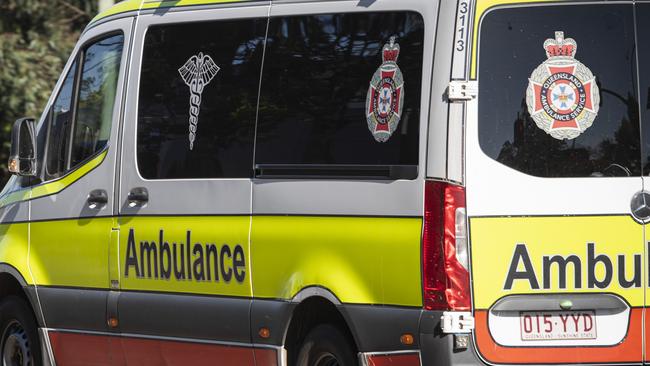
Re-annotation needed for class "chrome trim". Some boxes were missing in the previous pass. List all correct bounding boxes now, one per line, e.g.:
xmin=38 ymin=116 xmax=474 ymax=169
xmin=44 ymin=328 xmax=280 ymax=350
xmin=38 ymin=328 xmax=56 ymax=366
xmin=291 ymin=286 xmax=342 ymax=305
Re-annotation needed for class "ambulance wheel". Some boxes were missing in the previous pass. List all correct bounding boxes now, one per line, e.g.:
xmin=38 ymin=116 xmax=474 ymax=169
xmin=0 ymin=296 xmax=40 ymax=366
xmin=296 ymin=324 xmax=356 ymax=366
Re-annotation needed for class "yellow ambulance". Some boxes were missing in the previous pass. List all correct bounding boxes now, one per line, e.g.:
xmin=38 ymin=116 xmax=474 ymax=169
xmin=1 ymin=0 xmax=647 ymax=365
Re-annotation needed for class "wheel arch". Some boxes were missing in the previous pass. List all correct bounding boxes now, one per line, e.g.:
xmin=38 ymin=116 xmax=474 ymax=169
xmin=0 ymin=263 xmax=43 ymax=327
xmin=283 ymin=287 xmax=361 ymax=363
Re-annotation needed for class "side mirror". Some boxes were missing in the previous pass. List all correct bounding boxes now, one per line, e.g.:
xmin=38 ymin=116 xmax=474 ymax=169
xmin=8 ymin=117 xmax=37 ymax=177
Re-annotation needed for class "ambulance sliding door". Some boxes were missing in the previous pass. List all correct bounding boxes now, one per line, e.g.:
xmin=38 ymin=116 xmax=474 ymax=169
xmin=466 ymin=2 xmax=644 ymax=364
xmin=115 ymin=4 xmax=269 ymax=364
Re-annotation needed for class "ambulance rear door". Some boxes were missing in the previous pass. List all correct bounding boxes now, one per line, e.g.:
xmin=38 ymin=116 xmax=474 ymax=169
xmin=466 ymin=2 xmax=644 ymax=364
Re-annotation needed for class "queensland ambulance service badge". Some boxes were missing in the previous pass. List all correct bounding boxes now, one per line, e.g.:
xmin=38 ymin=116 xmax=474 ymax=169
xmin=366 ymin=37 xmax=405 ymax=142
xmin=526 ymin=31 xmax=599 ymax=140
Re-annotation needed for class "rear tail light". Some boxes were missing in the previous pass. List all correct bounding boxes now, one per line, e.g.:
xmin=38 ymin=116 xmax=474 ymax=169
xmin=423 ymin=181 xmax=470 ymax=311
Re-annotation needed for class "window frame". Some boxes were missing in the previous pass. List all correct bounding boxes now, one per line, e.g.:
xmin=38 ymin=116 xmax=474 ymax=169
xmin=41 ymin=30 xmax=125 ymax=183
xmin=133 ymin=18 xmax=266 ymax=181
xmin=253 ymin=10 xmax=426 ymax=181
xmin=474 ymin=2 xmax=642 ymax=179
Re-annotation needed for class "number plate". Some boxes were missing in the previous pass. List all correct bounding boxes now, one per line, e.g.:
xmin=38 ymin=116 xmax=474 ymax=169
xmin=520 ymin=311 xmax=597 ymax=341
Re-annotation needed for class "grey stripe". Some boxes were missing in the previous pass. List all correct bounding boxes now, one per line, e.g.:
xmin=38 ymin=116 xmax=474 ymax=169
xmin=251 ymin=299 xmax=296 ymax=345
xmin=341 ymin=304 xmax=422 ymax=352
xmin=36 ymin=286 xmax=423 ymax=353
xmin=36 ymin=287 xmax=108 ymax=331
xmin=37 ymin=287 xmax=251 ymax=343
xmin=118 ymin=290 xmax=251 ymax=343
xmin=24 ymin=286 xmax=46 ymax=328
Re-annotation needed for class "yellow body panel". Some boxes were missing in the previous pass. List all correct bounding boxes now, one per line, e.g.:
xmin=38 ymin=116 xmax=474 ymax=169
xmin=470 ymin=216 xmax=644 ymax=309
xmin=3 ymin=152 xmax=110 ymax=288
xmin=29 ymin=217 xmax=113 ymax=288
xmin=0 ymin=222 xmax=32 ymax=285
xmin=118 ymin=216 xmax=252 ymax=297
xmin=11 ymin=212 xmax=422 ymax=307
xmin=251 ymin=216 xmax=422 ymax=306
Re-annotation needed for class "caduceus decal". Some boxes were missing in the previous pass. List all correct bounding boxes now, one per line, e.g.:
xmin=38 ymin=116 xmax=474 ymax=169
xmin=178 ymin=52 xmax=220 ymax=150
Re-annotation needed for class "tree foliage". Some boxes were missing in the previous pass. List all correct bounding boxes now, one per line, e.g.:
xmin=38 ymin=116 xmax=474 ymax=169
xmin=0 ymin=0 xmax=97 ymax=186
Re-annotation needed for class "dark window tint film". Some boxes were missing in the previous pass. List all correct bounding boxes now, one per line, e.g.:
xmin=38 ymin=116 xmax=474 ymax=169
xmin=137 ymin=18 xmax=266 ymax=179
xmin=478 ymin=5 xmax=640 ymax=177
xmin=255 ymin=12 xmax=424 ymax=168
xmin=71 ymin=34 xmax=123 ymax=167
xmin=46 ymin=61 xmax=77 ymax=179
xmin=635 ymin=4 xmax=650 ymax=175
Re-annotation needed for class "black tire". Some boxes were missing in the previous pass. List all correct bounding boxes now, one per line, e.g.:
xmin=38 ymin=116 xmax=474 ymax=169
xmin=0 ymin=296 xmax=41 ymax=366
xmin=296 ymin=324 xmax=356 ymax=366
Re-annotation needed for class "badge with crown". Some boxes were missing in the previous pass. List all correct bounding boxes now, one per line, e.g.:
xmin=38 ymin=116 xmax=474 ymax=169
xmin=526 ymin=32 xmax=600 ymax=140
xmin=366 ymin=37 xmax=405 ymax=142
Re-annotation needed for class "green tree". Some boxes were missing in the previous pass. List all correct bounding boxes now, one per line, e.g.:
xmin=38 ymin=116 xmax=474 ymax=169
xmin=0 ymin=0 xmax=98 ymax=186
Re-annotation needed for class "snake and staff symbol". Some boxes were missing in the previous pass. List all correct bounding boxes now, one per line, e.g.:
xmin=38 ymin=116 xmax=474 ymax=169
xmin=178 ymin=52 xmax=220 ymax=150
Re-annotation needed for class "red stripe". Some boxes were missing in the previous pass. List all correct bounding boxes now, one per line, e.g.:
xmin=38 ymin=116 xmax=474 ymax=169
xmin=49 ymin=331 xmax=269 ymax=366
xmin=49 ymin=332 xmax=115 ymax=366
xmin=254 ymin=348 xmax=279 ymax=366
xmin=366 ymin=353 xmax=420 ymax=366
xmin=474 ymin=309 xmax=643 ymax=364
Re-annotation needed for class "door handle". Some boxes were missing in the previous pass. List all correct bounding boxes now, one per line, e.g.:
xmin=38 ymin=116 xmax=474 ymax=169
xmin=127 ymin=187 xmax=149 ymax=207
xmin=87 ymin=189 xmax=108 ymax=209
xmin=630 ymin=191 xmax=650 ymax=223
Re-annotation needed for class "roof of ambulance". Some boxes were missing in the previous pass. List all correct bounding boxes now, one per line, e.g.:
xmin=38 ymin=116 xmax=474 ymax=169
xmin=90 ymin=0 xmax=254 ymax=25
xmin=90 ymin=0 xmax=561 ymax=28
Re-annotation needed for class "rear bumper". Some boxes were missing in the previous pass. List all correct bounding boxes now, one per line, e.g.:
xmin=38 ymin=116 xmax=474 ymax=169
xmin=419 ymin=310 xmax=485 ymax=366
xmin=347 ymin=307 xmax=486 ymax=366
xmin=354 ymin=309 xmax=487 ymax=366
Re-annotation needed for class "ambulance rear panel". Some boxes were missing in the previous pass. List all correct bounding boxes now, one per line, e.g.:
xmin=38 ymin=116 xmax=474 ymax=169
xmin=466 ymin=1 xmax=650 ymax=364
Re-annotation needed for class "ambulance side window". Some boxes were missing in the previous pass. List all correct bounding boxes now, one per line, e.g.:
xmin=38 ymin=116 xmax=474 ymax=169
xmin=46 ymin=61 xmax=77 ymax=179
xmin=136 ymin=18 xmax=266 ymax=179
xmin=478 ymin=4 xmax=641 ymax=177
xmin=255 ymin=12 xmax=424 ymax=170
xmin=44 ymin=33 xmax=124 ymax=180
xmin=70 ymin=35 xmax=123 ymax=167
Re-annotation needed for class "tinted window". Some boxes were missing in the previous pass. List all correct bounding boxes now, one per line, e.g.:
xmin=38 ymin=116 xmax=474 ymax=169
xmin=478 ymin=5 xmax=641 ymax=177
xmin=255 ymin=12 xmax=424 ymax=168
xmin=71 ymin=34 xmax=123 ymax=167
xmin=137 ymin=19 xmax=266 ymax=179
xmin=635 ymin=4 xmax=650 ymax=174
xmin=46 ymin=61 xmax=77 ymax=179
xmin=44 ymin=33 xmax=124 ymax=180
